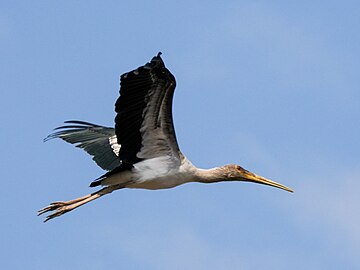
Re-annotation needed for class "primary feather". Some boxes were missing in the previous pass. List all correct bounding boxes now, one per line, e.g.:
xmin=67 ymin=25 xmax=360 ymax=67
xmin=45 ymin=120 xmax=120 ymax=171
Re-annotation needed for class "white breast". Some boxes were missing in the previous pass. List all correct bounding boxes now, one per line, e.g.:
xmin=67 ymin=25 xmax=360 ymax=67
xmin=129 ymin=156 xmax=196 ymax=189
xmin=102 ymin=156 xmax=197 ymax=190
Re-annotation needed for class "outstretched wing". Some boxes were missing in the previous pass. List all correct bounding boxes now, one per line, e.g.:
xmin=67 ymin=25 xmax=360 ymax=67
xmin=45 ymin=120 xmax=121 ymax=171
xmin=115 ymin=52 xmax=180 ymax=165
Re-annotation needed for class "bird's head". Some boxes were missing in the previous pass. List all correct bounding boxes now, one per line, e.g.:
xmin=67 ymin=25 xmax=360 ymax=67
xmin=221 ymin=164 xmax=293 ymax=192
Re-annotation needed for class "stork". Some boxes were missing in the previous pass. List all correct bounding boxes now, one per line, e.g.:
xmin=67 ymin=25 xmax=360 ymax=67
xmin=38 ymin=53 xmax=293 ymax=222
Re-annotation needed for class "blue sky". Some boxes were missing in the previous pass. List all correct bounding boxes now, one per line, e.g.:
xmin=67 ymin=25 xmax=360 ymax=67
xmin=1 ymin=1 xmax=360 ymax=269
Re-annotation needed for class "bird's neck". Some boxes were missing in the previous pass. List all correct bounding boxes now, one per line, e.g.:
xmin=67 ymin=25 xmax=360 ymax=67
xmin=194 ymin=167 xmax=227 ymax=183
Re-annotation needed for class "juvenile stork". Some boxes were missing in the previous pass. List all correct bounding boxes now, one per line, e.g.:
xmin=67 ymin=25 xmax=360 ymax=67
xmin=38 ymin=53 xmax=293 ymax=222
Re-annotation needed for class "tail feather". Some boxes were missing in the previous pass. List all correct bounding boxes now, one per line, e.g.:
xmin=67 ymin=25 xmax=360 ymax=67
xmin=89 ymin=161 xmax=134 ymax=187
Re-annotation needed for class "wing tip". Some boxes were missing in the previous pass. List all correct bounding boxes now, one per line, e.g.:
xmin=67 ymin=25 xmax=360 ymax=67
xmin=150 ymin=52 xmax=165 ymax=67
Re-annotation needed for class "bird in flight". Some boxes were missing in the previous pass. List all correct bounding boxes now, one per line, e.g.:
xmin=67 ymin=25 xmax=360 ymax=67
xmin=38 ymin=53 xmax=293 ymax=222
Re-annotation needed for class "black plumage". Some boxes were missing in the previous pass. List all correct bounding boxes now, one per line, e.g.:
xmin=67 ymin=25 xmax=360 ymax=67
xmin=114 ymin=52 xmax=178 ymax=164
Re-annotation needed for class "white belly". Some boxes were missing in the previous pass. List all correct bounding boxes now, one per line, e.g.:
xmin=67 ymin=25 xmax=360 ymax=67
xmin=102 ymin=156 xmax=196 ymax=190
xmin=127 ymin=174 xmax=189 ymax=189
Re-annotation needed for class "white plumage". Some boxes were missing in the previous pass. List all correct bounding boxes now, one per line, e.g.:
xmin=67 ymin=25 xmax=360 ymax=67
xmin=38 ymin=53 xmax=292 ymax=222
xmin=102 ymin=156 xmax=193 ymax=189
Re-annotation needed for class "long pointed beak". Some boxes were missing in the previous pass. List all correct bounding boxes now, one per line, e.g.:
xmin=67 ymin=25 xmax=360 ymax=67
xmin=242 ymin=171 xmax=293 ymax=192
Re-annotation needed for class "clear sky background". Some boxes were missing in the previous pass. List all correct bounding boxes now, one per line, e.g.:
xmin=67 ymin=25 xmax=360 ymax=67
xmin=1 ymin=1 xmax=359 ymax=269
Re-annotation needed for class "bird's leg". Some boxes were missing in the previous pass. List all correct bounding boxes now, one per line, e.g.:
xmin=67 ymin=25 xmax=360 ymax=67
xmin=38 ymin=184 xmax=126 ymax=222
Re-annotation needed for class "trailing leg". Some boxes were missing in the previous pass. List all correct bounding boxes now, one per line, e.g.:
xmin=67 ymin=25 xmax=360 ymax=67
xmin=38 ymin=184 xmax=125 ymax=222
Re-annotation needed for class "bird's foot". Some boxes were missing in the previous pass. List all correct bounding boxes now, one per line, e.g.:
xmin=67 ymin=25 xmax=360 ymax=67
xmin=38 ymin=194 xmax=92 ymax=222
xmin=38 ymin=185 xmax=126 ymax=222
xmin=38 ymin=201 xmax=75 ymax=222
